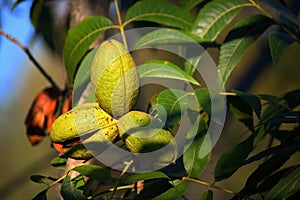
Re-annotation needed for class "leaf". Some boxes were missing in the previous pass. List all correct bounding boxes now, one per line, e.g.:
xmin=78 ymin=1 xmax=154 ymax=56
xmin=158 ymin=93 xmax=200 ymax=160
xmin=125 ymin=0 xmax=194 ymax=30
xmin=31 ymin=189 xmax=47 ymax=200
xmin=152 ymin=180 xmax=188 ymax=200
xmin=50 ymin=155 xmax=67 ymax=169
xmin=193 ymin=89 xmax=211 ymax=117
xmin=155 ymin=89 xmax=193 ymax=128
xmin=214 ymin=134 xmax=254 ymax=181
xmin=184 ymin=55 xmax=202 ymax=76
xmin=30 ymin=175 xmax=48 ymax=184
xmin=135 ymin=179 xmax=173 ymax=200
xmin=63 ymin=16 xmax=113 ymax=83
xmin=184 ymin=116 xmax=210 ymax=177
xmin=123 ymin=171 xmax=169 ymax=184
xmin=218 ymin=15 xmax=273 ymax=86
xmin=265 ymin=166 xmax=300 ymax=200
xmin=138 ymin=60 xmax=200 ymax=86
xmin=133 ymin=29 xmax=197 ymax=49
xmin=237 ymin=145 xmax=298 ymax=198
xmin=179 ymin=0 xmax=205 ymax=11
xmin=61 ymin=175 xmax=86 ymax=200
xmin=30 ymin=0 xmax=44 ymax=29
xmin=191 ymin=0 xmax=251 ymax=41
xmin=72 ymin=165 xmax=114 ymax=183
xmin=233 ymin=90 xmax=262 ymax=119
xmin=73 ymin=48 xmax=97 ymax=106
xmin=198 ymin=190 xmax=213 ymax=200
xmin=255 ymin=0 xmax=300 ymax=35
xmin=11 ymin=0 xmax=29 ymax=11
xmin=269 ymin=32 xmax=295 ymax=66
xmin=227 ymin=95 xmax=254 ymax=131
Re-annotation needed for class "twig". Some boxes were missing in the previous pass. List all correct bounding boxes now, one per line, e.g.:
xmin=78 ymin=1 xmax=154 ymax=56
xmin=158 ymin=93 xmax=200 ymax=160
xmin=0 ymin=29 xmax=60 ymax=91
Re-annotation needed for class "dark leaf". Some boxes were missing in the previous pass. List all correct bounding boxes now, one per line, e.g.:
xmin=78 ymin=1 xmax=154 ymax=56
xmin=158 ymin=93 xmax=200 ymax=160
xmin=233 ymin=90 xmax=262 ymax=119
xmin=61 ymin=175 xmax=86 ymax=200
xmin=123 ymin=171 xmax=169 ymax=184
xmin=135 ymin=179 xmax=173 ymax=200
xmin=269 ymin=32 xmax=295 ymax=66
xmin=214 ymin=134 xmax=254 ymax=181
xmin=31 ymin=189 xmax=47 ymax=200
xmin=72 ymin=165 xmax=114 ymax=183
xmin=198 ymin=190 xmax=213 ymax=200
xmin=265 ymin=166 xmax=300 ymax=200
xmin=152 ymin=180 xmax=188 ymax=200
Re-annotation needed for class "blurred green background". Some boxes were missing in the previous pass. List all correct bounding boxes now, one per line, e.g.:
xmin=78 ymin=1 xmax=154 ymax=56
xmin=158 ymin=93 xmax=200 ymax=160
xmin=0 ymin=0 xmax=299 ymax=199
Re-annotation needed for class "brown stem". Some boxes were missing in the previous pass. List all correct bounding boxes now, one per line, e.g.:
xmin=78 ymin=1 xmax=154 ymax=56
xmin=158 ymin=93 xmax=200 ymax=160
xmin=0 ymin=29 xmax=60 ymax=91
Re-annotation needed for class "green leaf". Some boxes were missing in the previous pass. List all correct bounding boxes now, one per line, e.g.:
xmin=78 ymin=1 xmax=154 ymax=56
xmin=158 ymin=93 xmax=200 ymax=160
xmin=30 ymin=0 xmax=44 ymax=29
xmin=135 ymin=179 xmax=173 ymax=200
xmin=179 ymin=0 xmax=204 ymax=11
xmin=184 ymin=55 xmax=202 ymax=76
xmin=265 ymin=166 xmax=300 ymax=200
xmin=237 ymin=145 xmax=298 ymax=198
xmin=214 ymin=134 xmax=254 ymax=181
xmin=233 ymin=90 xmax=262 ymax=119
xmin=30 ymin=175 xmax=48 ymax=184
xmin=11 ymin=0 xmax=29 ymax=11
xmin=198 ymin=190 xmax=213 ymax=200
xmin=73 ymin=48 xmax=97 ymax=106
xmin=31 ymin=189 xmax=47 ymax=200
xmin=152 ymin=180 xmax=188 ymax=200
xmin=191 ymin=0 xmax=250 ymax=41
xmin=193 ymin=89 xmax=211 ymax=117
xmin=155 ymin=89 xmax=193 ymax=128
xmin=184 ymin=116 xmax=210 ymax=177
xmin=125 ymin=0 xmax=194 ymax=30
xmin=218 ymin=15 xmax=273 ymax=86
xmin=72 ymin=165 xmax=113 ymax=183
xmin=133 ymin=29 xmax=197 ymax=49
xmin=255 ymin=0 xmax=300 ymax=35
xmin=123 ymin=171 xmax=169 ymax=184
xmin=269 ymin=32 xmax=295 ymax=66
xmin=227 ymin=95 xmax=254 ymax=131
xmin=138 ymin=60 xmax=200 ymax=86
xmin=50 ymin=155 xmax=67 ymax=169
xmin=63 ymin=16 xmax=113 ymax=83
xmin=61 ymin=175 xmax=86 ymax=200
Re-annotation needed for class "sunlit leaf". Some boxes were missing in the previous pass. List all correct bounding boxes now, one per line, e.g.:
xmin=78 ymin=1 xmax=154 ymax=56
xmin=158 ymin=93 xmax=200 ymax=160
xmin=123 ymin=171 xmax=169 ymax=184
xmin=61 ymin=175 xmax=86 ymax=200
xmin=50 ymin=155 xmax=67 ymax=170
xmin=138 ymin=60 xmax=200 ymax=86
xmin=218 ymin=15 xmax=273 ymax=86
xmin=125 ymin=0 xmax=194 ymax=30
xmin=269 ymin=32 xmax=295 ymax=66
xmin=191 ymin=0 xmax=250 ymax=41
xmin=64 ymin=16 xmax=113 ymax=83
xmin=133 ymin=29 xmax=196 ymax=49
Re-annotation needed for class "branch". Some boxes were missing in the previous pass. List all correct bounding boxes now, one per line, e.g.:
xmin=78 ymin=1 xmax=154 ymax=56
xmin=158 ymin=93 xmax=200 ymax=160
xmin=0 ymin=29 xmax=60 ymax=91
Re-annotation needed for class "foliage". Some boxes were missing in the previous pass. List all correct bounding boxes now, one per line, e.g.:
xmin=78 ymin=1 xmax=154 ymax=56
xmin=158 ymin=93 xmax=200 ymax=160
xmin=9 ymin=0 xmax=300 ymax=199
